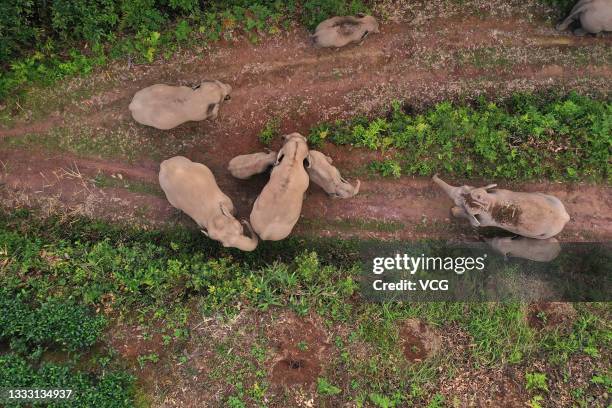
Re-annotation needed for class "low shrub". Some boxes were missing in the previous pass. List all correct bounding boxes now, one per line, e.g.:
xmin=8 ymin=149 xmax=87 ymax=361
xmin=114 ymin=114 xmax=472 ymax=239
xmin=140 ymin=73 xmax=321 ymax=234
xmin=309 ymin=93 xmax=611 ymax=181
xmin=259 ymin=118 xmax=280 ymax=145
xmin=0 ymin=289 xmax=106 ymax=352
xmin=0 ymin=354 xmax=134 ymax=408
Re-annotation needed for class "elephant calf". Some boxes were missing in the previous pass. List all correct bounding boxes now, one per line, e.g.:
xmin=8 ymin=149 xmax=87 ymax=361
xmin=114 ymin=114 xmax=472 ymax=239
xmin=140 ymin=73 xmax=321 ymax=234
xmin=311 ymin=14 xmax=380 ymax=48
xmin=159 ymin=156 xmax=258 ymax=251
xmin=228 ymin=151 xmax=277 ymax=179
xmin=485 ymin=236 xmax=562 ymax=262
xmin=556 ymin=0 xmax=612 ymax=35
xmin=307 ymin=150 xmax=360 ymax=198
xmin=433 ymin=175 xmax=570 ymax=239
xmin=129 ymin=80 xmax=232 ymax=130
xmin=250 ymin=133 xmax=310 ymax=241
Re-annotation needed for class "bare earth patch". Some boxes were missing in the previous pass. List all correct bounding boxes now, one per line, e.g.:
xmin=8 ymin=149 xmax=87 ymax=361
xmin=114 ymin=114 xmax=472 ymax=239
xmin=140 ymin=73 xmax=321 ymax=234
xmin=268 ymin=312 xmax=331 ymax=388
xmin=527 ymin=302 xmax=578 ymax=330
xmin=399 ymin=319 xmax=442 ymax=362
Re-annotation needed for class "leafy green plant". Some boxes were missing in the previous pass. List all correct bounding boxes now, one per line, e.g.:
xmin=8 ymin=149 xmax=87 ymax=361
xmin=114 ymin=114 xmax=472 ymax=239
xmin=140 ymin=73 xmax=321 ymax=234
xmin=307 ymin=123 xmax=331 ymax=147
xmin=137 ymin=353 xmax=160 ymax=368
xmin=427 ymin=393 xmax=446 ymax=408
xmin=525 ymin=372 xmax=549 ymax=393
xmin=590 ymin=373 xmax=612 ymax=391
xmin=259 ymin=118 xmax=280 ymax=145
xmin=175 ymin=20 xmax=192 ymax=42
xmin=370 ymin=159 xmax=402 ymax=178
xmin=369 ymin=392 xmax=400 ymax=408
xmin=0 ymin=289 xmax=106 ymax=352
xmin=135 ymin=30 xmax=161 ymax=63
xmin=313 ymin=92 xmax=611 ymax=182
xmin=317 ymin=377 xmax=342 ymax=395
xmin=528 ymin=395 xmax=544 ymax=408
xmin=0 ymin=354 xmax=134 ymax=408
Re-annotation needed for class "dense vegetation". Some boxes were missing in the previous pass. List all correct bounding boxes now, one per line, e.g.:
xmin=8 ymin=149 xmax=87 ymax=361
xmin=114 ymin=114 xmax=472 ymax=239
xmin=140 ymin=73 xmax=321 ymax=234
xmin=0 ymin=289 xmax=106 ymax=352
xmin=0 ymin=0 xmax=368 ymax=98
xmin=308 ymin=92 xmax=612 ymax=182
xmin=0 ymin=288 xmax=134 ymax=407
xmin=0 ymin=354 xmax=134 ymax=408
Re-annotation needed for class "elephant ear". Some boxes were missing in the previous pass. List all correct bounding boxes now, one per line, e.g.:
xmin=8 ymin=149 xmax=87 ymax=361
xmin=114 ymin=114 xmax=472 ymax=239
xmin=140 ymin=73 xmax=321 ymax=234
xmin=275 ymin=150 xmax=284 ymax=166
xmin=220 ymin=204 xmax=232 ymax=218
xmin=304 ymin=153 xmax=312 ymax=169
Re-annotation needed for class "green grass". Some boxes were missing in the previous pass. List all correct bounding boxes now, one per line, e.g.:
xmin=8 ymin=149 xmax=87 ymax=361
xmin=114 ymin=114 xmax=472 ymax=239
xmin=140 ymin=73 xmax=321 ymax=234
xmin=309 ymin=92 xmax=611 ymax=182
xmin=258 ymin=118 xmax=280 ymax=146
xmin=1 ymin=209 xmax=609 ymax=406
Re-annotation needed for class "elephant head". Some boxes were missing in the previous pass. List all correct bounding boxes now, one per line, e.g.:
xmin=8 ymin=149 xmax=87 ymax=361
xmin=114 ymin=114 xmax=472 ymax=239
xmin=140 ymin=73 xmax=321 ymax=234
xmin=333 ymin=177 xmax=361 ymax=198
xmin=275 ymin=133 xmax=311 ymax=167
xmin=203 ymin=204 xmax=258 ymax=251
xmin=214 ymin=80 xmax=232 ymax=101
xmin=356 ymin=14 xmax=380 ymax=33
xmin=432 ymin=174 xmax=497 ymax=214
xmin=307 ymin=150 xmax=360 ymax=198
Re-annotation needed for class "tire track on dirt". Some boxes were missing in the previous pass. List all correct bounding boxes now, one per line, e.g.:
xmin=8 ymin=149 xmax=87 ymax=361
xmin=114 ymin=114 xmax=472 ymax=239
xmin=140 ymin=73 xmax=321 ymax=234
xmin=1 ymin=17 xmax=610 ymax=139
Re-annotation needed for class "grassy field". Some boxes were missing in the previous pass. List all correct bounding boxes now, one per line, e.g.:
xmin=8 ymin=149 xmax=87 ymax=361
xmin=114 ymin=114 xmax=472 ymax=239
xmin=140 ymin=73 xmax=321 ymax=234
xmin=0 ymin=209 xmax=610 ymax=407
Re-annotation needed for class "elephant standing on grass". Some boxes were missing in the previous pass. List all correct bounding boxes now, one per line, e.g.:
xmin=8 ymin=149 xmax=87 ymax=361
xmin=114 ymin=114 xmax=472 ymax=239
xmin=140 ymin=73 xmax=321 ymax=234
xmin=159 ymin=156 xmax=258 ymax=251
xmin=433 ymin=175 xmax=570 ymax=239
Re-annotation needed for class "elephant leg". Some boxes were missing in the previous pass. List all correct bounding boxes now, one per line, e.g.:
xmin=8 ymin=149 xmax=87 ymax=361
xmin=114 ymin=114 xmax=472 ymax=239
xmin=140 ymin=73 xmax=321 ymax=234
xmin=209 ymin=103 xmax=220 ymax=120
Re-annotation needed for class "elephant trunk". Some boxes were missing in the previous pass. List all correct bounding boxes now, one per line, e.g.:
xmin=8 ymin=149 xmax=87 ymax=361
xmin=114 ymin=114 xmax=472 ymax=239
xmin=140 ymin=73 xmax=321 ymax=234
xmin=229 ymin=220 xmax=258 ymax=251
xmin=432 ymin=174 xmax=459 ymax=201
xmin=230 ymin=234 xmax=258 ymax=252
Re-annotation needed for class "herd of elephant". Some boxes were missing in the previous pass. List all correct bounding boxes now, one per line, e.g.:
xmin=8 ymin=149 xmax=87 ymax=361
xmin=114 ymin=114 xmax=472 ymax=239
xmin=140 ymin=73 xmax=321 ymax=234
xmin=125 ymin=4 xmax=607 ymax=253
xmin=158 ymin=134 xmax=360 ymax=251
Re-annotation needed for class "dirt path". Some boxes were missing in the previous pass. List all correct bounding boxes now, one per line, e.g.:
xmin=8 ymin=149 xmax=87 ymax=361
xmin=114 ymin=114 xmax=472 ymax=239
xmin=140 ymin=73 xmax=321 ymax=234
xmin=1 ymin=146 xmax=610 ymax=240
xmin=1 ymin=16 xmax=610 ymax=240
